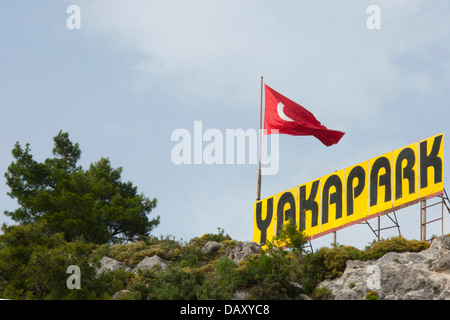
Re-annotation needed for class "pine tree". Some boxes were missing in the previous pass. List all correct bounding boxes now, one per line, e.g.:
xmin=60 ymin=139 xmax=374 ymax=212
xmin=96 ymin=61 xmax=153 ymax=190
xmin=4 ymin=131 xmax=159 ymax=244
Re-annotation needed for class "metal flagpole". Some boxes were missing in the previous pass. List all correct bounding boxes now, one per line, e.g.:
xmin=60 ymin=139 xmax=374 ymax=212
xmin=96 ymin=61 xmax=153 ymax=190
xmin=256 ymin=76 xmax=263 ymax=201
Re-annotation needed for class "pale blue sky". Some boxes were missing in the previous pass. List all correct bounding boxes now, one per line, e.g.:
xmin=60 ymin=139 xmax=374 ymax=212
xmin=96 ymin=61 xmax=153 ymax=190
xmin=1 ymin=1 xmax=449 ymax=249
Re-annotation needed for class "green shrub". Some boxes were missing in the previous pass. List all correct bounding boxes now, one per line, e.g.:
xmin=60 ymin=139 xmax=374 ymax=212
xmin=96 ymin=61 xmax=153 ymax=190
xmin=274 ymin=219 xmax=308 ymax=253
xmin=293 ymin=252 xmax=325 ymax=294
xmin=0 ymin=221 xmax=106 ymax=300
xmin=364 ymin=236 xmax=430 ymax=260
xmin=128 ymin=282 xmax=151 ymax=300
xmin=365 ymin=290 xmax=379 ymax=300
xmin=177 ymin=244 xmax=205 ymax=268
xmin=240 ymin=243 xmax=291 ymax=299
xmin=108 ymin=241 xmax=148 ymax=265
xmin=200 ymin=228 xmax=232 ymax=243
xmin=132 ymin=247 xmax=166 ymax=263
xmin=311 ymin=286 xmax=334 ymax=300
xmin=313 ymin=245 xmax=364 ymax=280
xmin=148 ymin=265 xmax=213 ymax=300
xmin=214 ymin=257 xmax=238 ymax=297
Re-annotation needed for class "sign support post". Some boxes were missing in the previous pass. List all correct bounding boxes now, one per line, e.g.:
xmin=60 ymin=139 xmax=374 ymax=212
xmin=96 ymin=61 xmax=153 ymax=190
xmin=421 ymin=200 xmax=427 ymax=242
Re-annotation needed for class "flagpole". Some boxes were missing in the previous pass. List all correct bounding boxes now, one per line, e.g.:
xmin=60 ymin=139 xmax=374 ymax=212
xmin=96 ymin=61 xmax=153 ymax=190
xmin=256 ymin=76 xmax=263 ymax=201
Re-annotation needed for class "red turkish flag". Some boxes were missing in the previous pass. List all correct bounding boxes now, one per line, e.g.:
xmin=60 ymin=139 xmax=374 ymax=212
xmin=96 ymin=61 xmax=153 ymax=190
xmin=264 ymin=85 xmax=345 ymax=147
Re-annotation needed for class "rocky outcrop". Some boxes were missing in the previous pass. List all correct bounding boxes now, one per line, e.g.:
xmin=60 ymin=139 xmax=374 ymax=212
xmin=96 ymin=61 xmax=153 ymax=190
xmin=111 ymin=290 xmax=130 ymax=300
xmin=97 ymin=256 xmax=127 ymax=275
xmin=133 ymin=255 xmax=168 ymax=272
xmin=200 ymin=240 xmax=261 ymax=263
xmin=98 ymin=237 xmax=450 ymax=300
xmin=226 ymin=241 xmax=261 ymax=263
xmin=201 ymin=241 xmax=224 ymax=255
xmin=96 ymin=255 xmax=168 ymax=276
xmin=319 ymin=236 xmax=450 ymax=300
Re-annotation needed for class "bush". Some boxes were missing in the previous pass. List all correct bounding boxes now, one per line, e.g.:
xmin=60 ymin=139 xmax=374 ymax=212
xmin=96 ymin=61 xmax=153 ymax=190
xmin=365 ymin=290 xmax=379 ymax=300
xmin=200 ymin=228 xmax=232 ymax=243
xmin=177 ymin=243 xmax=206 ymax=268
xmin=240 ymin=243 xmax=292 ymax=299
xmin=364 ymin=236 xmax=430 ymax=260
xmin=311 ymin=286 xmax=334 ymax=300
xmin=147 ymin=265 xmax=216 ymax=300
xmin=311 ymin=245 xmax=364 ymax=280
xmin=127 ymin=281 xmax=151 ymax=300
xmin=214 ymin=257 xmax=238 ymax=297
xmin=0 ymin=221 xmax=117 ymax=300
xmin=274 ymin=219 xmax=308 ymax=253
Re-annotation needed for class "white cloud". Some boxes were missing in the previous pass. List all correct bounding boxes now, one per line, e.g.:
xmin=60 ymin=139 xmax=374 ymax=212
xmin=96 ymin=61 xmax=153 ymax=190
xmin=83 ymin=1 xmax=419 ymax=119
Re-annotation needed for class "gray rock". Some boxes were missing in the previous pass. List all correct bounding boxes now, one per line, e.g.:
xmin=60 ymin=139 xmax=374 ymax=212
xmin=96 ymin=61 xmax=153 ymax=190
xmin=288 ymin=281 xmax=313 ymax=299
xmin=430 ymin=254 xmax=450 ymax=271
xmin=288 ymin=281 xmax=305 ymax=292
xmin=232 ymin=290 xmax=251 ymax=300
xmin=133 ymin=255 xmax=168 ymax=273
xmin=201 ymin=241 xmax=224 ymax=255
xmin=97 ymin=256 xmax=125 ymax=275
xmin=111 ymin=289 xmax=130 ymax=300
xmin=227 ymin=241 xmax=261 ymax=263
xmin=319 ymin=236 xmax=450 ymax=300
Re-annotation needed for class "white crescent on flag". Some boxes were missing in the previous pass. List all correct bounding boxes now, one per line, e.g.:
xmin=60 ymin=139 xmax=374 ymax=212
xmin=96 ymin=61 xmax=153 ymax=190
xmin=276 ymin=102 xmax=294 ymax=122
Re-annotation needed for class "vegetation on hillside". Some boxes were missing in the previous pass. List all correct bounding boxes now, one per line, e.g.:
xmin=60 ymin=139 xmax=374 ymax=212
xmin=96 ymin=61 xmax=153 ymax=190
xmin=0 ymin=132 xmax=436 ymax=300
xmin=0 ymin=221 xmax=433 ymax=300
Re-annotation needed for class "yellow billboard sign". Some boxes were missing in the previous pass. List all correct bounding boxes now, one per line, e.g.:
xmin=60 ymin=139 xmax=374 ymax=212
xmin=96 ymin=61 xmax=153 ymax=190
xmin=253 ymin=133 xmax=444 ymax=245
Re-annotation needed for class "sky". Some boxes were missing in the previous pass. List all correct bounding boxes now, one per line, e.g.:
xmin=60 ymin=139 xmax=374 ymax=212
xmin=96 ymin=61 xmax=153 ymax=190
xmin=0 ymin=1 xmax=449 ymax=250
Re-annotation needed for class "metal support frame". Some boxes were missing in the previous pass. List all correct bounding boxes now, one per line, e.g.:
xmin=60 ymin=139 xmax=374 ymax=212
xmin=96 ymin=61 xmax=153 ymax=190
xmin=359 ymin=188 xmax=449 ymax=243
xmin=306 ymin=189 xmax=449 ymax=249
xmin=305 ymin=241 xmax=314 ymax=254
xmin=362 ymin=212 xmax=401 ymax=241
xmin=441 ymin=189 xmax=450 ymax=214
xmin=420 ymin=188 xmax=450 ymax=242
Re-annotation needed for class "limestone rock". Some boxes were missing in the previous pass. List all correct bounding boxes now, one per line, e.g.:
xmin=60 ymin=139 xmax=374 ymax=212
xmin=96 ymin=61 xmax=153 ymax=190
xmin=133 ymin=255 xmax=168 ymax=273
xmin=97 ymin=256 xmax=126 ymax=275
xmin=111 ymin=289 xmax=129 ymax=300
xmin=226 ymin=241 xmax=261 ymax=263
xmin=319 ymin=236 xmax=450 ymax=300
xmin=232 ymin=290 xmax=251 ymax=300
xmin=201 ymin=241 xmax=224 ymax=255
